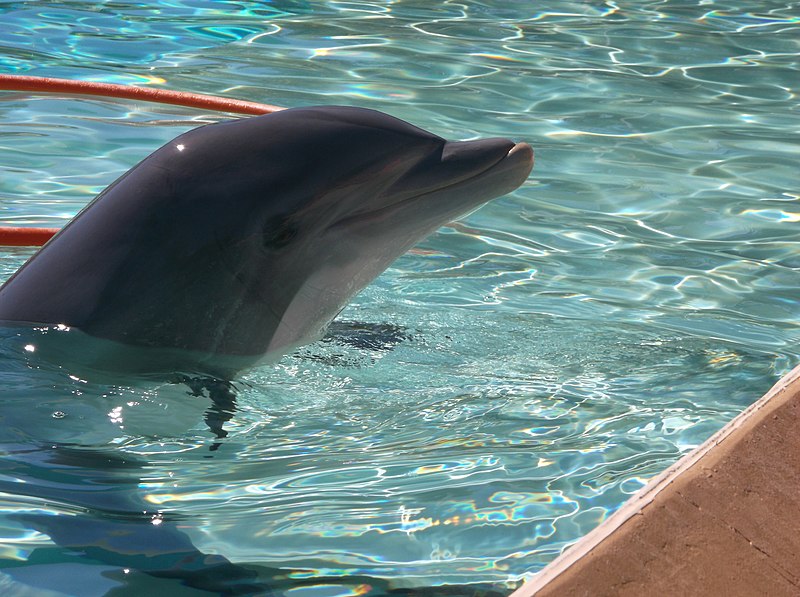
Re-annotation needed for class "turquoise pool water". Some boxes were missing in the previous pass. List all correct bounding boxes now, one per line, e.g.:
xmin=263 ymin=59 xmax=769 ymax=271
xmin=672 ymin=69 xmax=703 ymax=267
xmin=0 ymin=1 xmax=798 ymax=595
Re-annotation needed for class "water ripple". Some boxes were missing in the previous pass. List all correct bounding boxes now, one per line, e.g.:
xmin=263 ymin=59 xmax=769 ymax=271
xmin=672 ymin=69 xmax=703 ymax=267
xmin=0 ymin=0 xmax=798 ymax=593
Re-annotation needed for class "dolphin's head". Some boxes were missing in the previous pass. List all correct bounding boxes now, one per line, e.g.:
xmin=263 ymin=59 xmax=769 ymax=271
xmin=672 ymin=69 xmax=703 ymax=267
xmin=170 ymin=107 xmax=533 ymax=355
xmin=0 ymin=106 xmax=532 ymax=365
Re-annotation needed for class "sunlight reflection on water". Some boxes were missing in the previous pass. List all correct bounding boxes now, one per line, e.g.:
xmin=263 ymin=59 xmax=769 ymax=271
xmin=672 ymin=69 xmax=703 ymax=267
xmin=0 ymin=0 xmax=798 ymax=593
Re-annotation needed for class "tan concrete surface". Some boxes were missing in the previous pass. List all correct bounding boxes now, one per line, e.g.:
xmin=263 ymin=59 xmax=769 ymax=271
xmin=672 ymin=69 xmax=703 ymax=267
xmin=512 ymin=364 xmax=800 ymax=597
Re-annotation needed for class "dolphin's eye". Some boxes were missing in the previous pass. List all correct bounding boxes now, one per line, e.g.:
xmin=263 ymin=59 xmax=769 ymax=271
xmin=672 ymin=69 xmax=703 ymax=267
xmin=263 ymin=216 xmax=299 ymax=249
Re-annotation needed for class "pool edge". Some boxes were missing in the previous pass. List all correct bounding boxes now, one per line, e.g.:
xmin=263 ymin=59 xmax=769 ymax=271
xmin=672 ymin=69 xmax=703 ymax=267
xmin=511 ymin=363 xmax=800 ymax=596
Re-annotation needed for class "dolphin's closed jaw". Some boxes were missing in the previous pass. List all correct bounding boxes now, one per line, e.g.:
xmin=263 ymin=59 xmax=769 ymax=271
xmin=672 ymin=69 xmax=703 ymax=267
xmin=441 ymin=137 xmax=516 ymax=176
xmin=435 ymin=137 xmax=533 ymax=193
xmin=431 ymin=137 xmax=534 ymax=199
xmin=382 ymin=137 xmax=533 ymax=206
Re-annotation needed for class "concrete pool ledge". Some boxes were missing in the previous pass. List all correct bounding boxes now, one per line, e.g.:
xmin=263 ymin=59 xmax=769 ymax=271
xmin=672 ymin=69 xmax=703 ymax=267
xmin=511 ymin=363 xmax=800 ymax=597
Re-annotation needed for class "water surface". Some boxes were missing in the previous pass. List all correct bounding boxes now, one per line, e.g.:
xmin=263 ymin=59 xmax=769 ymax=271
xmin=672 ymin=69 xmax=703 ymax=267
xmin=0 ymin=1 xmax=798 ymax=595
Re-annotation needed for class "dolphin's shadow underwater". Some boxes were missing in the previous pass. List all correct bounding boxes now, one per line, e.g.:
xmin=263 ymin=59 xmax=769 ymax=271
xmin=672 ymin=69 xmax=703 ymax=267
xmin=0 ymin=106 xmax=533 ymax=595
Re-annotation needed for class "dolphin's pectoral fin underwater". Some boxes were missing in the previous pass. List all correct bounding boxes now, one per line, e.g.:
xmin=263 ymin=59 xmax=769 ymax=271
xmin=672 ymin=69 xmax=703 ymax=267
xmin=173 ymin=374 xmax=239 ymax=450
xmin=0 ymin=106 xmax=533 ymax=593
xmin=3 ymin=444 xmax=274 ymax=596
xmin=13 ymin=512 xmax=270 ymax=596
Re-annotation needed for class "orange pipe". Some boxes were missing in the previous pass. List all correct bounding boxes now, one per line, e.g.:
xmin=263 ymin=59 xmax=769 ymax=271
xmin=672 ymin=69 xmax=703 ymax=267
xmin=0 ymin=74 xmax=283 ymax=115
xmin=0 ymin=227 xmax=58 ymax=246
xmin=0 ymin=74 xmax=286 ymax=246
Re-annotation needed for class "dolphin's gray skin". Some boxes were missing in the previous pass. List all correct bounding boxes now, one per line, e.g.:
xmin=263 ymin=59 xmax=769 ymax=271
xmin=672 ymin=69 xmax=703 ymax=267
xmin=0 ymin=106 xmax=533 ymax=374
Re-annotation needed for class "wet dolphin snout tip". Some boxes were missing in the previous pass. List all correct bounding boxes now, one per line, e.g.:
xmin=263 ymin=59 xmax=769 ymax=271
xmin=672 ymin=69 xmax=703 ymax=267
xmin=509 ymin=141 xmax=534 ymax=163
xmin=508 ymin=141 xmax=534 ymax=178
xmin=492 ymin=140 xmax=534 ymax=180
xmin=441 ymin=137 xmax=515 ymax=168
xmin=489 ymin=140 xmax=534 ymax=194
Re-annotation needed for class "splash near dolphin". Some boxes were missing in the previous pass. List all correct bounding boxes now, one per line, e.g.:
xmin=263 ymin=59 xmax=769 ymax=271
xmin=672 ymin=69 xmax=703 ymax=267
xmin=0 ymin=106 xmax=533 ymax=594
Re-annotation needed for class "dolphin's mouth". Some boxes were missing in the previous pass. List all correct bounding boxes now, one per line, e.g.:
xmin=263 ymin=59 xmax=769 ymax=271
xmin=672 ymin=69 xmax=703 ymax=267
xmin=329 ymin=140 xmax=534 ymax=231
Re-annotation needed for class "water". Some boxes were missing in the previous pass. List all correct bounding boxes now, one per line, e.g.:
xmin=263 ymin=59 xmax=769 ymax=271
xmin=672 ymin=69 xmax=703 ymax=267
xmin=0 ymin=1 xmax=798 ymax=595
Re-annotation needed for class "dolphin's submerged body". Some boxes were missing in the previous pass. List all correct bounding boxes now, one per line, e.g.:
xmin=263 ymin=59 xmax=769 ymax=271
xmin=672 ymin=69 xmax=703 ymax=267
xmin=0 ymin=107 xmax=533 ymax=595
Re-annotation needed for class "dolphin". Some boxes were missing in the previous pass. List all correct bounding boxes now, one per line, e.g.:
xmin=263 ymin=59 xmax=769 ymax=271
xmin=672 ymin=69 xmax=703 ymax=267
xmin=0 ymin=106 xmax=533 ymax=376
xmin=0 ymin=106 xmax=533 ymax=594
